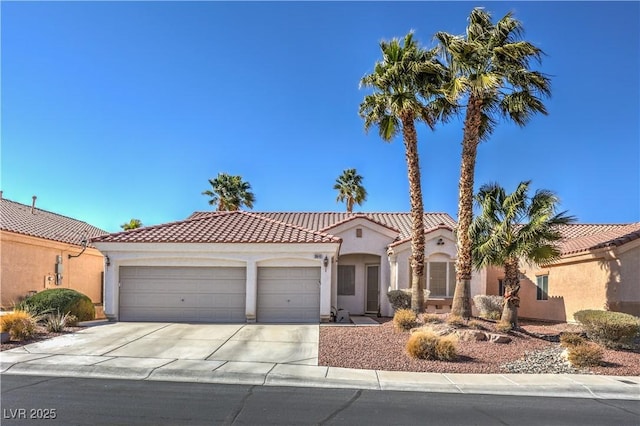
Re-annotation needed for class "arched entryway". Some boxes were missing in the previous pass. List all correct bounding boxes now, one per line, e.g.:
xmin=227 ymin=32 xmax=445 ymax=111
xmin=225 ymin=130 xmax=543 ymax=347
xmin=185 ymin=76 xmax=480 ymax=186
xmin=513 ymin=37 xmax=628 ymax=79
xmin=336 ymin=253 xmax=381 ymax=315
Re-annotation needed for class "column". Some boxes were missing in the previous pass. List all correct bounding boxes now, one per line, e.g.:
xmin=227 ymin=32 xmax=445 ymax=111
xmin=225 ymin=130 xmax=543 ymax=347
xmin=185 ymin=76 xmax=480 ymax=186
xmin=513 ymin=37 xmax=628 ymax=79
xmin=245 ymin=260 xmax=257 ymax=323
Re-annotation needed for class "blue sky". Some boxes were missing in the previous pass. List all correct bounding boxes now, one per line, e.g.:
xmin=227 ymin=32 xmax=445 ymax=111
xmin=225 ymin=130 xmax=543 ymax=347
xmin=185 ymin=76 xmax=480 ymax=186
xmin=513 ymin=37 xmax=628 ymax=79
xmin=2 ymin=1 xmax=638 ymax=233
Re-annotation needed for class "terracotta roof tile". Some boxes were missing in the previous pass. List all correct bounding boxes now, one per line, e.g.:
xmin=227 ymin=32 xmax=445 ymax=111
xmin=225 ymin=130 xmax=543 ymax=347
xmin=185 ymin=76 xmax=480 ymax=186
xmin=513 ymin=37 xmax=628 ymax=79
xmin=91 ymin=211 xmax=341 ymax=244
xmin=558 ymin=223 xmax=640 ymax=255
xmin=1 ymin=198 xmax=108 ymax=246
xmin=188 ymin=211 xmax=456 ymax=241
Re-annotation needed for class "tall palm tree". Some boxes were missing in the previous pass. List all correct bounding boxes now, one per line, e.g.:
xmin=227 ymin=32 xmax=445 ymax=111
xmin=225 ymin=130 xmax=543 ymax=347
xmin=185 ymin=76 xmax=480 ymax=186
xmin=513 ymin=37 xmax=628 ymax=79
xmin=470 ymin=181 xmax=575 ymax=329
xmin=121 ymin=218 xmax=143 ymax=231
xmin=202 ymin=172 xmax=255 ymax=211
xmin=359 ymin=32 xmax=454 ymax=313
xmin=334 ymin=168 xmax=367 ymax=213
xmin=436 ymin=8 xmax=552 ymax=319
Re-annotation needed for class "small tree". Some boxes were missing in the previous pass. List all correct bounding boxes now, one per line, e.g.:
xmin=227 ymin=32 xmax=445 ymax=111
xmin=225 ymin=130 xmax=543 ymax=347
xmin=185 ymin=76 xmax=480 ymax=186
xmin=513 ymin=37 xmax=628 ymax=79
xmin=121 ymin=218 xmax=143 ymax=231
xmin=202 ymin=172 xmax=255 ymax=211
xmin=470 ymin=181 xmax=575 ymax=329
xmin=334 ymin=168 xmax=367 ymax=212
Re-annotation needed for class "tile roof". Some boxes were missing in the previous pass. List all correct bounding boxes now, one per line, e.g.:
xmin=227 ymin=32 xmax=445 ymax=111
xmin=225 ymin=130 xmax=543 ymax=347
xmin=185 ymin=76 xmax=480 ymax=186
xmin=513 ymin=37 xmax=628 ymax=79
xmin=188 ymin=211 xmax=456 ymax=241
xmin=91 ymin=211 xmax=341 ymax=244
xmin=558 ymin=223 xmax=640 ymax=255
xmin=388 ymin=223 xmax=455 ymax=248
xmin=1 ymin=198 xmax=108 ymax=246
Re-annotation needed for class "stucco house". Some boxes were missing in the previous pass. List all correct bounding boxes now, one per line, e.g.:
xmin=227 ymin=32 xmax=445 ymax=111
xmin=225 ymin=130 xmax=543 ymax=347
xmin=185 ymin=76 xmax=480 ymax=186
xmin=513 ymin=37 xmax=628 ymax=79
xmin=482 ymin=223 xmax=640 ymax=322
xmin=0 ymin=195 xmax=108 ymax=313
xmin=92 ymin=210 xmax=479 ymax=323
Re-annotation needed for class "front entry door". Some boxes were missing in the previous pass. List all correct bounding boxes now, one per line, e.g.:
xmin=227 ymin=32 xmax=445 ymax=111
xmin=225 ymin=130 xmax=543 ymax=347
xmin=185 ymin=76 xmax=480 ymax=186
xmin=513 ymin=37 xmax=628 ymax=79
xmin=366 ymin=265 xmax=379 ymax=313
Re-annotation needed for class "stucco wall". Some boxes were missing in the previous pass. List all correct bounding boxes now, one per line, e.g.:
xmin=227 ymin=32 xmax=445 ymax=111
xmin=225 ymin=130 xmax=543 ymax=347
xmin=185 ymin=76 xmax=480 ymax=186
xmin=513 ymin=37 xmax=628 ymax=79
xmin=607 ymin=243 xmax=640 ymax=316
xmin=520 ymin=258 xmax=609 ymax=322
xmin=1 ymin=231 xmax=104 ymax=308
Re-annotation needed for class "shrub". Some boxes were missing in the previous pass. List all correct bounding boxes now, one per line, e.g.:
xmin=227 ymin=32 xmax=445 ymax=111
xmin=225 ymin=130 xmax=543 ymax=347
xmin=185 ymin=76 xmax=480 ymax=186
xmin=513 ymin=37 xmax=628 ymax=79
xmin=574 ymin=310 xmax=640 ymax=349
xmin=43 ymin=311 xmax=74 ymax=333
xmin=423 ymin=314 xmax=442 ymax=324
xmin=387 ymin=290 xmax=411 ymax=311
xmin=446 ymin=315 xmax=466 ymax=328
xmin=567 ymin=342 xmax=604 ymax=368
xmin=17 ymin=289 xmax=95 ymax=322
xmin=473 ymin=295 xmax=504 ymax=320
xmin=559 ymin=332 xmax=586 ymax=348
xmin=495 ymin=321 xmax=513 ymax=333
xmin=0 ymin=311 xmax=38 ymax=341
xmin=394 ymin=309 xmax=418 ymax=331
xmin=406 ymin=331 xmax=458 ymax=361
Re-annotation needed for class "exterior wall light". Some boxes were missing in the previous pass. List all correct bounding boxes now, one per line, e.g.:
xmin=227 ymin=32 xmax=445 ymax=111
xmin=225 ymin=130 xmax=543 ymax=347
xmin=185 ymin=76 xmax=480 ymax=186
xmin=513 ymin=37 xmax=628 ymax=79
xmin=323 ymin=256 xmax=329 ymax=270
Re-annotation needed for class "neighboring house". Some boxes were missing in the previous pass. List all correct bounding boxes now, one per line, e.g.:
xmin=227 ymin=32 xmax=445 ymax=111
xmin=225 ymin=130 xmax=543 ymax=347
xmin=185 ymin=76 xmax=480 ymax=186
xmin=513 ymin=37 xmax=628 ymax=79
xmin=483 ymin=223 xmax=640 ymax=322
xmin=92 ymin=211 xmax=476 ymax=323
xmin=0 ymin=196 xmax=108 ymax=314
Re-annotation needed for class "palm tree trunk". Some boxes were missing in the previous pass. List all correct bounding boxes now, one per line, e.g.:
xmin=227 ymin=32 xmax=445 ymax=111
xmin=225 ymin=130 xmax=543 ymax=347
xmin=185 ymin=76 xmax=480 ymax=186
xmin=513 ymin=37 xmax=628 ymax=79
xmin=451 ymin=95 xmax=483 ymax=319
xmin=501 ymin=258 xmax=521 ymax=329
xmin=402 ymin=116 xmax=426 ymax=313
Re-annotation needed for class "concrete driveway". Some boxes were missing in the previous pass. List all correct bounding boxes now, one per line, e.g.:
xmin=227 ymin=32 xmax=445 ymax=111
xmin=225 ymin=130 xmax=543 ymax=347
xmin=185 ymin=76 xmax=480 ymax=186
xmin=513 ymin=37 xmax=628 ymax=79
xmin=3 ymin=322 xmax=319 ymax=365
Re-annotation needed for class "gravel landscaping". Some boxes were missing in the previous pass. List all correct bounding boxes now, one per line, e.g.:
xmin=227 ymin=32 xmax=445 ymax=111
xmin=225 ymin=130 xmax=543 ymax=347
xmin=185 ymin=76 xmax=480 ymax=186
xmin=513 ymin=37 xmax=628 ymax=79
xmin=319 ymin=316 xmax=640 ymax=376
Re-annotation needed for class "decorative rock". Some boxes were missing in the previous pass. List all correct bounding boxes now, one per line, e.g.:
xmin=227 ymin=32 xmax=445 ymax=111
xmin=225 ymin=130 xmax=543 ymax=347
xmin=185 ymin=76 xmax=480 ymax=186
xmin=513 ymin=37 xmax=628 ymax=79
xmin=456 ymin=329 xmax=488 ymax=342
xmin=501 ymin=346 xmax=587 ymax=374
xmin=489 ymin=334 xmax=512 ymax=344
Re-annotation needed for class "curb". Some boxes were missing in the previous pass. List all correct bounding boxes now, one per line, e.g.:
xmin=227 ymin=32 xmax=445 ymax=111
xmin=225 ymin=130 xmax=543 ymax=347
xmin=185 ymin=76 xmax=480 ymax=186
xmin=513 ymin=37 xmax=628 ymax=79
xmin=2 ymin=362 xmax=638 ymax=401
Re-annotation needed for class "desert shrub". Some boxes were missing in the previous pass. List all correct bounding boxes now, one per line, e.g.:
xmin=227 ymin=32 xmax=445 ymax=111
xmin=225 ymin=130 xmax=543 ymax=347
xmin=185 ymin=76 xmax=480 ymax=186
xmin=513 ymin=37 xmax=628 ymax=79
xmin=495 ymin=321 xmax=513 ymax=333
xmin=43 ymin=311 xmax=74 ymax=333
xmin=387 ymin=290 xmax=411 ymax=311
xmin=406 ymin=331 xmax=458 ymax=361
xmin=559 ymin=332 xmax=586 ymax=348
xmin=468 ymin=320 xmax=488 ymax=331
xmin=394 ymin=309 xmax=418 ymax=331
xmin=422 ymin=314 xmax=442 ymax=324
xmin=0 ymin=311 xmax=38 ymax=341
xmin=446 ymin=315 xmax=466 ymax=328
xmin=17 ymin=289 xmax=95 ymax=322
xmin=473 ymin=295 xmax=504 ymax=320
xmin=567 ymin=342 xmax=604 ymax=368
xmin=574 ymin=310 xmax=640 ymax=349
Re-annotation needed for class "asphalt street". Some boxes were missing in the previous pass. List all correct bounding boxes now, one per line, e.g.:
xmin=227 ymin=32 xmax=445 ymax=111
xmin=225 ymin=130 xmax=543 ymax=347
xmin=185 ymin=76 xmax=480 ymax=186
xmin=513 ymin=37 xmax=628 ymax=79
xmin=2 ymin=375 xmax=638 ymax=426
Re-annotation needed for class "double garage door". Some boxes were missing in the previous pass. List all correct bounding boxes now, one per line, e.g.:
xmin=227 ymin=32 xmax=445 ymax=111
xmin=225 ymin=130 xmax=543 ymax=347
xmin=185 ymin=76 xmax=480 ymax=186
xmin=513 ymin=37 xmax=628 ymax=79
xmin=119 ymin=266 xmax=320 ymax=323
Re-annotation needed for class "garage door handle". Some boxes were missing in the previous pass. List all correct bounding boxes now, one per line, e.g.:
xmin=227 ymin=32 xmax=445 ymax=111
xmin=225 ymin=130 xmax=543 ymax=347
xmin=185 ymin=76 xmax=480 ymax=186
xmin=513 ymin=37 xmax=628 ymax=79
xmin=181 ymin=299 xmax=185 ymax=302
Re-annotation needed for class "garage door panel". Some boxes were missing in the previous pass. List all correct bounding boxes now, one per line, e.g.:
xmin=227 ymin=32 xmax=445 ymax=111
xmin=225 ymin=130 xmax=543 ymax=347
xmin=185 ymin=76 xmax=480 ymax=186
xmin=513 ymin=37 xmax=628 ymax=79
xmin=119 ymin=266 xmax=246 ymax=322
xmin=257 ymin=267 xmax=320 ymax=323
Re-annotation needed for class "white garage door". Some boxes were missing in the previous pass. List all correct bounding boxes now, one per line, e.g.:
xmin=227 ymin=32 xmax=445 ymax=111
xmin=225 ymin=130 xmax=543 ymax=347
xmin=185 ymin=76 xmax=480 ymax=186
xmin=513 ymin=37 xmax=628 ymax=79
xmin=119 ymin=266 xmax=246 ymax=322
xmin=257 ymin=267 xmax=320 ymax=323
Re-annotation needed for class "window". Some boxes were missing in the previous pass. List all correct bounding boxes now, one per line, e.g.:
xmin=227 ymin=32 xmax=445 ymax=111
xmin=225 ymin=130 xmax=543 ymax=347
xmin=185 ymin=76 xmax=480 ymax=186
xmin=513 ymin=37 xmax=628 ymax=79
xmin=498 ymin=279 xmax=505 ymax=296
xmin=356 ymin=228 xmax=363 ymax=238
xmin=429 ymin=262 xmax=447 ymax=296
xmin=338 ymin=265 xmax=355 ymax=296
xmin=536 ymin=275 xmax=548 ymax=300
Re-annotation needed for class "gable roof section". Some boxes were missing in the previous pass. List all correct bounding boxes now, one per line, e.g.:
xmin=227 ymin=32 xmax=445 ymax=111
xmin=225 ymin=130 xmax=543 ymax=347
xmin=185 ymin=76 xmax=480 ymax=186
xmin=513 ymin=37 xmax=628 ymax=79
xmin=388 ymin=223 xmax=455 ymax=248
xmin=188 ymin=211 xmax=456 ymax=241
xmin=319 ymin=213 xmax=400 ymax=234
xmin=91 ymin=211 xmax=341 ymax=244
xmin=1 ymin=198 xmax=107 ymax=246
xmin=559 ymin=223 xmax=640 ymax=256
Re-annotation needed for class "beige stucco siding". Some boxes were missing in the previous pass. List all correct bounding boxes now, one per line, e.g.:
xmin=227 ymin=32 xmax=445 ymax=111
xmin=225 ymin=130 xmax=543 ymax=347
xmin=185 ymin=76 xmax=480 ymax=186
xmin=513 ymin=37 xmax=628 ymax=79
xmin=1 ymin=231 xmax=104 ymax=308
xmin=607 ymin=243 xmax=640 ymax=316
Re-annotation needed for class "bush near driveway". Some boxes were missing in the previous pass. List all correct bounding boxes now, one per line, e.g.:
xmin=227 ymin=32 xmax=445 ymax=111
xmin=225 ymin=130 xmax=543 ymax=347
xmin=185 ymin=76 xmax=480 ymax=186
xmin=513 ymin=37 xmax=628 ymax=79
xmin=17 ymin=288 xmax=95 ymax=322
xmin=406 ymin=330 xmax=458 ymax=361
xmin=1 ymin=311 xmax=38 ymax=341
xmin=393 ymin=309 xmax=417 ymax=331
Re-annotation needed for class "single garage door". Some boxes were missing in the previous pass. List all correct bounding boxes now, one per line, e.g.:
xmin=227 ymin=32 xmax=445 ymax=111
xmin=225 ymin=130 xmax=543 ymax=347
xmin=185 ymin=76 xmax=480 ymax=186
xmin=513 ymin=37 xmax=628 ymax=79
xmin=257 ymin=267 xmax=320 ymax=323
xmin=119 ymin=266 xmax=246 ymax=322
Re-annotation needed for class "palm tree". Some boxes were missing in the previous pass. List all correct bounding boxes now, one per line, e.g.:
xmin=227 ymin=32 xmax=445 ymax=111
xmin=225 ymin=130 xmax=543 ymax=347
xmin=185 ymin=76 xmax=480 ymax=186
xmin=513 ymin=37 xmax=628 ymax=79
xmin=202 ymin=173 xmax=255 ymax=211
xmin=334 ymin=169 xmax=367 ymax=213
xmin=470 ymin=181 xmax=575 ymax=329
xmin=121 ymin=218 xmax=143 ymax=231
xmin=436 ymin=8 xmax=552 ymax=319
xmin=359 ymin=32 xmax=454 ymax=313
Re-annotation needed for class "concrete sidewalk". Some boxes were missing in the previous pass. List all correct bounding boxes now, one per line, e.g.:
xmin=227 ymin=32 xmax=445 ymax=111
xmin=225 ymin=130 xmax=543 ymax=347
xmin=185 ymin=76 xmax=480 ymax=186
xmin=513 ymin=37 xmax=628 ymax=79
xmin=1 ymin=322 xmax=638 ymax=400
